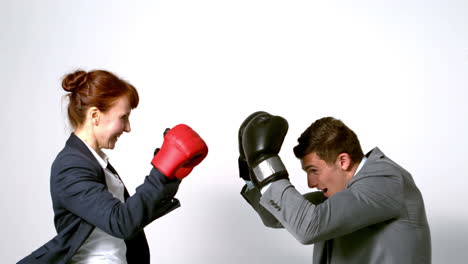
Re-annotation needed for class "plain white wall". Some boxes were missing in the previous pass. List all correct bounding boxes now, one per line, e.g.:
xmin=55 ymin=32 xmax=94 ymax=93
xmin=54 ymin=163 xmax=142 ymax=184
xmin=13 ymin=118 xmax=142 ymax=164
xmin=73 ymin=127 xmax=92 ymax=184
xmin=2 ymin=0 xmax=467 ymax=263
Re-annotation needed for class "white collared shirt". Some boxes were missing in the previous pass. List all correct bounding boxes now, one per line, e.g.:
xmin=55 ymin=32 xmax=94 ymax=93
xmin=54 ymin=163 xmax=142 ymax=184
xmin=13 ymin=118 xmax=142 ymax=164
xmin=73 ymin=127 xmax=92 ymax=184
xmin=354 ymin=156 xmax=367 ymax=177
xmin=70 ymin=139 xmax=127 ymax=264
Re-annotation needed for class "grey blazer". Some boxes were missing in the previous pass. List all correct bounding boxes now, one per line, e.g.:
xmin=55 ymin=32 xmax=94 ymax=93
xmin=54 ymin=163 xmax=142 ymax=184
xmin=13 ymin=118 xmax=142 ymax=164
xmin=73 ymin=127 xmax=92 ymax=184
xmin=241 ymin=147 xmax=431 ymax=264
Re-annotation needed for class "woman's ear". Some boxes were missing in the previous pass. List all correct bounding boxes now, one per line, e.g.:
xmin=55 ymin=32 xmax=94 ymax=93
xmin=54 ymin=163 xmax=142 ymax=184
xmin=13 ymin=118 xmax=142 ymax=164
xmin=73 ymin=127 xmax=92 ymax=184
xmin=88 ymin=107 xmax=100 ymax=126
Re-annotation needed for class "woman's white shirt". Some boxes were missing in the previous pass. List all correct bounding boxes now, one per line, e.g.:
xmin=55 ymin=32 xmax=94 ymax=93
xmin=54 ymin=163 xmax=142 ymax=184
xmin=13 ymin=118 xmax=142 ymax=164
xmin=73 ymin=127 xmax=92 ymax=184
xmin=70 ymin=139 xmax=127 ymax=264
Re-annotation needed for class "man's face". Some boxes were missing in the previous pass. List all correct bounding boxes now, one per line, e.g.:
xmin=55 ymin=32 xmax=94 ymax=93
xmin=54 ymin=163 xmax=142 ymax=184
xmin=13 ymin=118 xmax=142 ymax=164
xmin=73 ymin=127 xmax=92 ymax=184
xmin=301 ymin=152 xmax=350 ymax=198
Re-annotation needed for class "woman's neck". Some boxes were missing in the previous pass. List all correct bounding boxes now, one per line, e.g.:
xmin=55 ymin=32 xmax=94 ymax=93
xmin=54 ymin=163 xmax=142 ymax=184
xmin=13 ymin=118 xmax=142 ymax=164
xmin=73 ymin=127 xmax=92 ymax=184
xmin=74 ymin=125 xmax=100 ymax=153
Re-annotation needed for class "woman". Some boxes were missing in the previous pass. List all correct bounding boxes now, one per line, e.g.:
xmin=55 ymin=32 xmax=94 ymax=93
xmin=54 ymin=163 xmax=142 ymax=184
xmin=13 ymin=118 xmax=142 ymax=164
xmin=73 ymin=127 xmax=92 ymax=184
xmin=18 ymin=69 xmax=208 ymax=264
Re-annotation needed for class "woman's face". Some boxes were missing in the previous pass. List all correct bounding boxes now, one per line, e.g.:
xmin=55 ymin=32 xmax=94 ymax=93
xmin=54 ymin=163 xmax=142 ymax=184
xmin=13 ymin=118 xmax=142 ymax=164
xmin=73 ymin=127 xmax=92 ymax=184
xmin=95 ymin=96 xmax=132 ymax=150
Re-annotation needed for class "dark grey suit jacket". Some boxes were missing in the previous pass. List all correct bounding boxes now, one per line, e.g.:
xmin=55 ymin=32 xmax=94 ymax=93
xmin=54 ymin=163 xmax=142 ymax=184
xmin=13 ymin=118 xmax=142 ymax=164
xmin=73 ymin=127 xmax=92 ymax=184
xmin=18 ymin=133 xmax=181 ymax=264
xmin=242 ymin=147 xmax=431 ymax=264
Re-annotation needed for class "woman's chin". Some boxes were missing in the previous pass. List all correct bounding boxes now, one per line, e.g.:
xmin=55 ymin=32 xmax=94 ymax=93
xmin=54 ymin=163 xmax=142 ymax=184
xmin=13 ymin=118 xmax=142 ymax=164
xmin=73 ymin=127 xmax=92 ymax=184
xmin=105 ymin=141 xmax=116 ymax=150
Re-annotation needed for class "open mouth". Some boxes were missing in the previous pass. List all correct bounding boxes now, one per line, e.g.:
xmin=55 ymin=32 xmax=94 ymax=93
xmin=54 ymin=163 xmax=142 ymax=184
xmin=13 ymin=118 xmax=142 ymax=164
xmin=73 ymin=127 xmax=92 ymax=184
xmin=322 ymin=188 xmax=328 ymax=194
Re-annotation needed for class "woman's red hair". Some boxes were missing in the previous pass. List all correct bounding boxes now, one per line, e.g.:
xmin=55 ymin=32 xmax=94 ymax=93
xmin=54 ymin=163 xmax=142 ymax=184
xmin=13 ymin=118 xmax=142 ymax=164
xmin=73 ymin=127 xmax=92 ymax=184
xmin=62 ymin=69 xmax=139 ymax=129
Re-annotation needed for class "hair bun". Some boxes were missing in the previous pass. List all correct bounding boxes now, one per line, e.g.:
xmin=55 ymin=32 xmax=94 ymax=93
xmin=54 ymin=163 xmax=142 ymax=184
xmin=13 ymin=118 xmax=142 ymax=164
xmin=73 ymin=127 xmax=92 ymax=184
xmin=62 ymin=70 xmax=88 ymax=92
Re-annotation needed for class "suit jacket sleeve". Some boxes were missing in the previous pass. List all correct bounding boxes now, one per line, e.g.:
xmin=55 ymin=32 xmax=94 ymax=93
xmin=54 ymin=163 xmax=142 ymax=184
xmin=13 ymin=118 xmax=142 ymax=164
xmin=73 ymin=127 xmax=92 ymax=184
xmin=241 ymin=183 xmax=327 ymax=229
xmin=51 ymin=152 xmax=181 ymax=240
xmin=258 ymin=176 xmax=404 ymax=245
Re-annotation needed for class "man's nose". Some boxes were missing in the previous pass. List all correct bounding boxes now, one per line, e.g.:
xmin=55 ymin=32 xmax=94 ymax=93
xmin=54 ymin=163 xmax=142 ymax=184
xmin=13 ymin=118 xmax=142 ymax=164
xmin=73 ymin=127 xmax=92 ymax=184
xmin=308 ymin=174 xmax=318 ymax=188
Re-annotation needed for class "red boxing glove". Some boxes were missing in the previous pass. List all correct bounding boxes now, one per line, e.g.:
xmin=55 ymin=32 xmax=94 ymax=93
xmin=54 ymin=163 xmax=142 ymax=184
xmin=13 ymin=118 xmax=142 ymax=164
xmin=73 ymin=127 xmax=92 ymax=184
xmin=151 ymin=124 xmax=208 ymax=180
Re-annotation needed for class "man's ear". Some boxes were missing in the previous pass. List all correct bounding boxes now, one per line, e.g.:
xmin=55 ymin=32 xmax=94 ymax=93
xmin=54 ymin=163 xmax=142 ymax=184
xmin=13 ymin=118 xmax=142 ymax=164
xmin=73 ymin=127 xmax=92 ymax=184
xmin=88 ymin=106 xmax=100 ymax=126
xmin=337 ymin=153 xmax=352 ymax=171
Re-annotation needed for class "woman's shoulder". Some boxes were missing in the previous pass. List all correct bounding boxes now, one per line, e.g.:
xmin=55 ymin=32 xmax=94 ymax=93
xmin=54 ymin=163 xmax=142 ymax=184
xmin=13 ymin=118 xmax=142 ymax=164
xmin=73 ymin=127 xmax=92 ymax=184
xmin=51 ymin=134 xmax=102 ymax=177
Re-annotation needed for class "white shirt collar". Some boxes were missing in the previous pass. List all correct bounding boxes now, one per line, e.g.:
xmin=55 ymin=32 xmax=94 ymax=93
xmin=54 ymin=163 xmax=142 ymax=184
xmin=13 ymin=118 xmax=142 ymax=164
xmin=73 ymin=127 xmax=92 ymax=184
xmin=79 ymin=138 xmax=109 ymax=169
xmin=354 ymin=156 xmax=367 ymax=177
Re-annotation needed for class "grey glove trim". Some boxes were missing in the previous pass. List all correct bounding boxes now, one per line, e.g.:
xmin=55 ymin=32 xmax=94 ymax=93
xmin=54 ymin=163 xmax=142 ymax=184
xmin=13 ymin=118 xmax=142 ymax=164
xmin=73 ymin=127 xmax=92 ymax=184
xmin=252 ymin=156 xmax=286 ymax=181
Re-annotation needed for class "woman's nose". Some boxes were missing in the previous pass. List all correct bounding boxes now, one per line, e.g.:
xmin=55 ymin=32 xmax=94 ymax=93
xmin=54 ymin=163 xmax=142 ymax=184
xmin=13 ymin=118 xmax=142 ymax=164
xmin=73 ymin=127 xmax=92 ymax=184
xmin=125 ymin=121 xmax=131 ymax=133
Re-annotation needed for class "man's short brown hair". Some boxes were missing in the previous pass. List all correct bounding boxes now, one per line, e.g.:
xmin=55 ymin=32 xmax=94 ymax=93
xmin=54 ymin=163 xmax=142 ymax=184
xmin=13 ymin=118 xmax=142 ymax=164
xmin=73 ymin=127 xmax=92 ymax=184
xmin=293 ymin=117 xmax=364 ymax=164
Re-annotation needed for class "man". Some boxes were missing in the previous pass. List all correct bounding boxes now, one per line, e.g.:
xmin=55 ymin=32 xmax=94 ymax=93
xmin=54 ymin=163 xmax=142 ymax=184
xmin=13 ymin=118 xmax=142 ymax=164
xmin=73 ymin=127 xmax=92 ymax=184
xmin=238 ymin=111 xmax=431 ymax=264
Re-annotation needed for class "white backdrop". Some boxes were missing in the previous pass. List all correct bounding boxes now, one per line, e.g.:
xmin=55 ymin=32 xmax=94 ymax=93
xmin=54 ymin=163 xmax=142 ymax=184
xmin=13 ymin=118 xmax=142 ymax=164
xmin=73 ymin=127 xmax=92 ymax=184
xmin=2 ymin=0 xmax=467 ymax=263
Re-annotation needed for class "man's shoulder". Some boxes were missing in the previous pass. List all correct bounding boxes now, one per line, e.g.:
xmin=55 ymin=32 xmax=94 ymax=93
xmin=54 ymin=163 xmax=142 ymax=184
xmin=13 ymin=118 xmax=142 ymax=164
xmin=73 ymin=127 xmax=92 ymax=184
xmin=361 ymin=147 xmax=409 ymax=176
xmin=348 ymin=147 xmax=409 ymax=189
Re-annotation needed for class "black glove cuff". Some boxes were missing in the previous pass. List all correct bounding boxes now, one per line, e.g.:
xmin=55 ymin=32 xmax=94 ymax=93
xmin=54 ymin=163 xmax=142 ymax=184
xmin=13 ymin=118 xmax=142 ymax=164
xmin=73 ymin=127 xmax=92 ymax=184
xmin=251 ymin=156 xmax=289 ymax=189
xmin=258 ymin=172 xmax=289 ymax=190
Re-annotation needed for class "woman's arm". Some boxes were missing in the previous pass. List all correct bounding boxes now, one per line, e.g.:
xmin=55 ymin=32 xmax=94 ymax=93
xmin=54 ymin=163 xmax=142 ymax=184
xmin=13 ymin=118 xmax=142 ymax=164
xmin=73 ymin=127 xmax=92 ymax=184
xmin=52 ymin=153 xmax=180 ymax=239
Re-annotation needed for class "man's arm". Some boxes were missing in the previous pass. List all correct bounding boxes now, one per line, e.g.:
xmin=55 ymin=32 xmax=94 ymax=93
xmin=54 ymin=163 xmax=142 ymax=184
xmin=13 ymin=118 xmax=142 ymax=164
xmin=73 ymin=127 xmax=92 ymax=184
xmin=259 ymin=176 xmax=403 ymax=244
xmin=241 ymin=182 xmax=327 ymax=229
xmin=241 ymin=183 xmax=283 ymax=228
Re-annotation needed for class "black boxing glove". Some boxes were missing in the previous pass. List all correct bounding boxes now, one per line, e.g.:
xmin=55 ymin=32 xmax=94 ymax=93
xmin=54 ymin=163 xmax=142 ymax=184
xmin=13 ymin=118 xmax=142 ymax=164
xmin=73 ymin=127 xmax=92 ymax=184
xmin=238 ymin=111 xmax=267 ymax=182
xmin=242 ymin=112 xmax=289 ymax=189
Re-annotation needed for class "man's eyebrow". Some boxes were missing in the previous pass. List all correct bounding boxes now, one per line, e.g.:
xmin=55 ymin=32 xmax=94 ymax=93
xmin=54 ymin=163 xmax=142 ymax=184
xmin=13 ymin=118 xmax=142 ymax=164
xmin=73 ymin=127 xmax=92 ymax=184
xmin=303 ymin=165 xmax=316 ymax=171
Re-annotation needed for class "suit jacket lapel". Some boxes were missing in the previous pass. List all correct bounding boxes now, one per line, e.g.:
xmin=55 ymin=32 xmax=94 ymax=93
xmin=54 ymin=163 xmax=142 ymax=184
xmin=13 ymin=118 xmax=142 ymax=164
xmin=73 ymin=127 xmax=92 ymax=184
xmin=66 ymin=133 xmax=131 ymax=200
xmin=313 ymin=241 xmax=327 ymax=263
xmin=349 ymin=147 xmax=385 ymax=183
xmin=66 ymin=133 xmax=102 ymax=169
